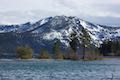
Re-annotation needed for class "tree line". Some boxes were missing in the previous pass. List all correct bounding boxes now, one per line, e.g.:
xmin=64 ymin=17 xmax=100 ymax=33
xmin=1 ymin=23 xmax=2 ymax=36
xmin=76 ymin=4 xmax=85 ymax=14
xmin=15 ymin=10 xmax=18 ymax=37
xmin=100 ymin=40 xmax=120 ymax=56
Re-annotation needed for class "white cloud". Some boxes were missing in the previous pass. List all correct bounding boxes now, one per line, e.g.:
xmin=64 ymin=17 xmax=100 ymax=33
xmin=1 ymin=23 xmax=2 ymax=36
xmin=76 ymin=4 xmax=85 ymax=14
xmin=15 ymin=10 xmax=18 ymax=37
xmin=0 ymin=0 xmax=120 ymax=25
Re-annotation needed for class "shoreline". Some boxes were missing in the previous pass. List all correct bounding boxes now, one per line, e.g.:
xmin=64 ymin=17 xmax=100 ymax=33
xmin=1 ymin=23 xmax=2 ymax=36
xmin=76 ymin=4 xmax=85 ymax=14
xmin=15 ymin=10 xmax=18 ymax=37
xmin=103 ymin=56 xmax=120 ymax=60
xmin=0 ymin=57 xmax=120 ymax=61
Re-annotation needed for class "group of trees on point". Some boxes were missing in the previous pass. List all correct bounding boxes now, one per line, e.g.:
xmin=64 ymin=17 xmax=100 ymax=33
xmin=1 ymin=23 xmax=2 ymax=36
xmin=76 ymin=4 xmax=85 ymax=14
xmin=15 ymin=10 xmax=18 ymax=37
xmin=16 ymin=41 xmax=64 ymax=59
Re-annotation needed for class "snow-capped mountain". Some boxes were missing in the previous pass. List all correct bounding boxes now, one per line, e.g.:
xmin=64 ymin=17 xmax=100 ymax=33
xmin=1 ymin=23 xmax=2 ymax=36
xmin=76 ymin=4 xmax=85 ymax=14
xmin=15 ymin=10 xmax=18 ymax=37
xmin=0 ymin=16 xmax=120 ymax=53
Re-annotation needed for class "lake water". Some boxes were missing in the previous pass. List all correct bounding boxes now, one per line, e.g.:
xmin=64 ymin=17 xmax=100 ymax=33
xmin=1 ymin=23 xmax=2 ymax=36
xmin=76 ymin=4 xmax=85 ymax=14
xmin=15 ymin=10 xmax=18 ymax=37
xmin=0 ymin=59 xmax=120 ymax=80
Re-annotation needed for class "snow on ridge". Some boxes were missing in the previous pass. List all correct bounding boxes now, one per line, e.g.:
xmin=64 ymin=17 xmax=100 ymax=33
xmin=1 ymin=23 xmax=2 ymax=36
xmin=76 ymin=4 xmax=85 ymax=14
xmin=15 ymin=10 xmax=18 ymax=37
xmin=40 ymin=18 xmax=49 ymax=25
xmin=80 ymin=20 xmax=88 ymax=29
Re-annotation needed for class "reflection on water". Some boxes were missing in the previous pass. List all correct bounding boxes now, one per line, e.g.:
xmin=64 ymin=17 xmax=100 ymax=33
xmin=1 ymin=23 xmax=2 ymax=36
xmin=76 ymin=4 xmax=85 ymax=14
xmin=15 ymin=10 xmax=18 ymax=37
xmin=0 ymin=60 xmax=120 ymax=80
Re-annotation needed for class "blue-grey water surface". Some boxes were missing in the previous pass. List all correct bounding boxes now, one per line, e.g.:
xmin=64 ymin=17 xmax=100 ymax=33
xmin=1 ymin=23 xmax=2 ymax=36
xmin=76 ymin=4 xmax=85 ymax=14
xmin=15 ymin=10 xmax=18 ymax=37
xmin=0 ymin=59 xmax=120 ymax=80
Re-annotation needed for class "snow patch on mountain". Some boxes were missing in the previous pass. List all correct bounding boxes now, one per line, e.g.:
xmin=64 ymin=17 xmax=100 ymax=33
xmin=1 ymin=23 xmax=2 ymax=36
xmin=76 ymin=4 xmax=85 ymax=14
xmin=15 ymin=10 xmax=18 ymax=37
xmin=43 ymin=30 xmax=62 ymax=40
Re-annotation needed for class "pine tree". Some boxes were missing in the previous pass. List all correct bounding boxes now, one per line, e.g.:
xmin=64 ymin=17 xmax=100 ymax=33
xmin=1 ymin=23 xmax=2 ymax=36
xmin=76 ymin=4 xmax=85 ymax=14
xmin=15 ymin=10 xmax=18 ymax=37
xmin=69 ymin=32 xmax=78 ymax=53
xmin=69 ymin=32 xmax=79 ymax=60
xmin=68 ymin=48 xmax=79 ymax=60
xmin=80 ymin=28 xmax=91 ymax=59
xmin=53 ymin=41 xmax=64 ymax=59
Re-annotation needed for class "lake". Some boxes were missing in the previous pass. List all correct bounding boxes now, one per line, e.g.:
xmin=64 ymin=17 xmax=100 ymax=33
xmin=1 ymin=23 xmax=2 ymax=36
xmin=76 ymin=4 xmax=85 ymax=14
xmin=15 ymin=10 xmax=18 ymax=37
xmin=0 ymin=59 xmax=120 ymax=80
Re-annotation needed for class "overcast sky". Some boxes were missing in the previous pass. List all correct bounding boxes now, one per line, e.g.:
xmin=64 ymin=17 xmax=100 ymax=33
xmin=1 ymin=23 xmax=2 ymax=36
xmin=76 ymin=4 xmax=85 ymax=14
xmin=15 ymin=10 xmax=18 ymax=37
xmin=0 ymin=0 xmax=120 ymax=26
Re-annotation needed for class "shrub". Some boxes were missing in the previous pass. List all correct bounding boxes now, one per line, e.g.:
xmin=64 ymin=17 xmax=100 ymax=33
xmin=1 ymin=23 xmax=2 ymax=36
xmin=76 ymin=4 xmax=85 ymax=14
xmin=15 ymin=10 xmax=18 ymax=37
xmin=39 ymin=49 xmax=51 ymax=59
xmin=16 ymin=46 xmax=33 ymax=59
xmin=55 ymin=53 xmax=64 ymax=59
